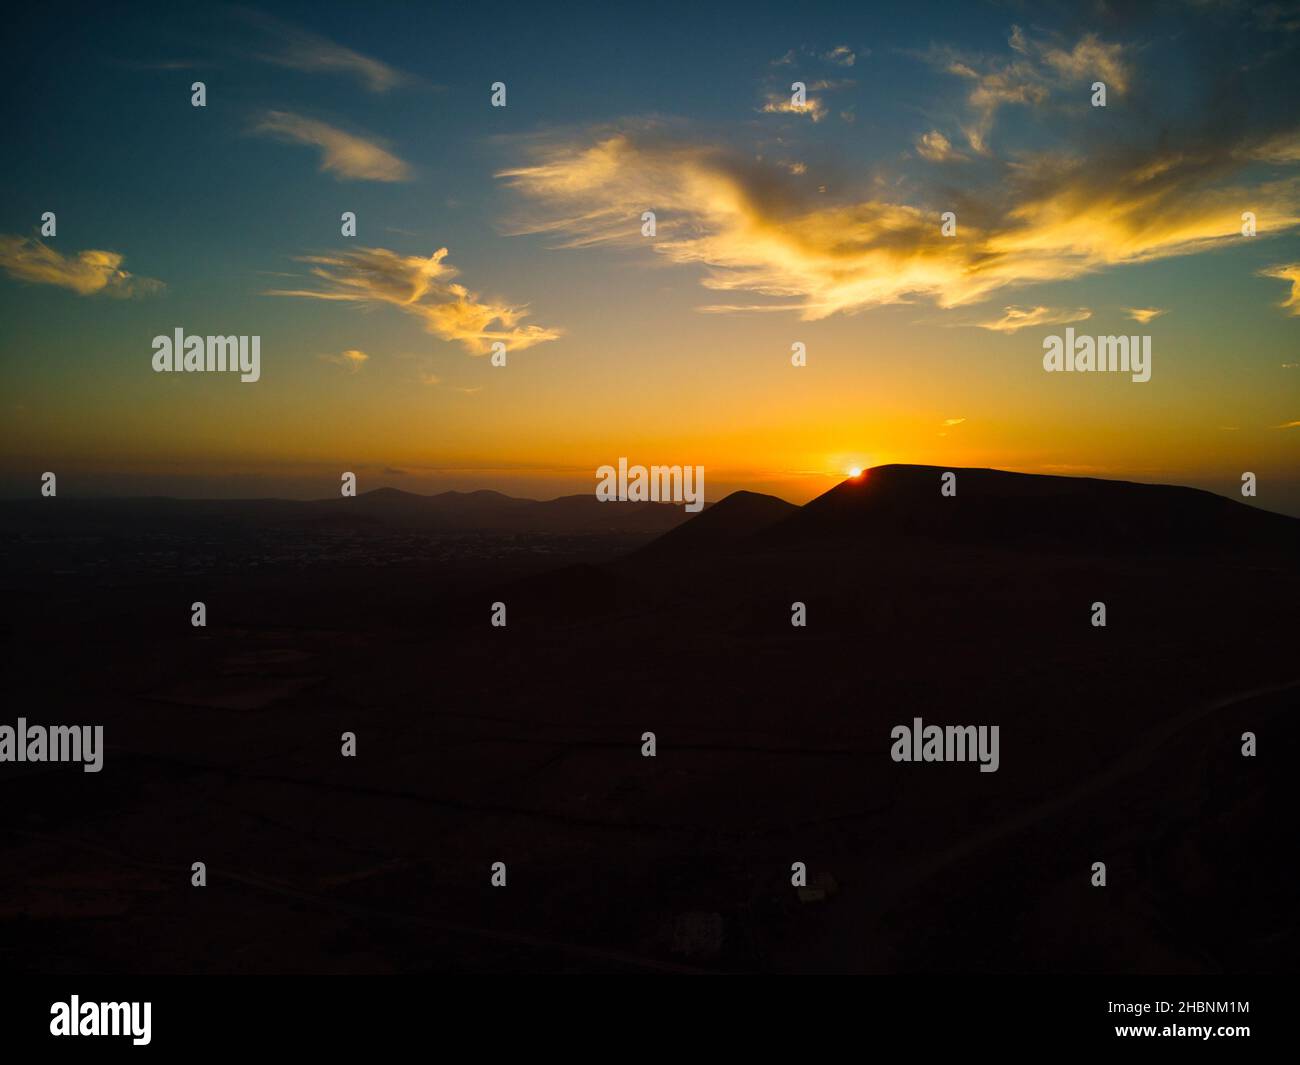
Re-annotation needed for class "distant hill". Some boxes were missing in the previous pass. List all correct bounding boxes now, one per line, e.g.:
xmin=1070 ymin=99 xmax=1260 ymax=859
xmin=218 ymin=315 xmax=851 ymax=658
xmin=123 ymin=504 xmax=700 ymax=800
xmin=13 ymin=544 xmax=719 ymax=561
xmin=5 ymin=466 xmax=1294 ymax=555
xmin=0 ymin=487 xmax=700 ymax=539
xmin=634 ymin=490 xmax=798 ymax=558
xmin=326 ymin=487 xmax=533 ymax=530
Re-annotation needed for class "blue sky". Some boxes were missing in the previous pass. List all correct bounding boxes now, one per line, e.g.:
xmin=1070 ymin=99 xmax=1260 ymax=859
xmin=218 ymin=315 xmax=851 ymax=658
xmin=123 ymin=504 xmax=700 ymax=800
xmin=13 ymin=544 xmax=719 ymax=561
xmin=2 ymin=1 xmax=1298 ymax=509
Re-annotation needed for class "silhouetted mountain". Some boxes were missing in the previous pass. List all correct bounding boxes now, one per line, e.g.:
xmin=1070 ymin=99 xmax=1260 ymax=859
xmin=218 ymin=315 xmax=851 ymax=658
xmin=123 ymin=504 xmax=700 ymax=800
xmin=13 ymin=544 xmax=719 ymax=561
xmin=761 ymin=464 xmax=1299 ymax=555
xmin=5 ymin=461 xmax=1298 ymax=977
xmin=635 ymin=490 xmax=798 ymax=558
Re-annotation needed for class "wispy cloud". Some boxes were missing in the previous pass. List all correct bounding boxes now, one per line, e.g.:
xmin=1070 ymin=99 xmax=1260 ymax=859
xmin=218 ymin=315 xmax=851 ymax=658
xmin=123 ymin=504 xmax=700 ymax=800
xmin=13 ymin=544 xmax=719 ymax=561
xmin=772 ymin=44 xmax=867 ymax=68
xmin=760 ymin=92 xmax=828 ymax=122
xmin=245 ymin=11 xmax=412 ymax=92
xmin=1249 ymin=130 xmax=1300 ymax=163
xmin=1274 ymin=420 xmax=1300 ymax=429
xmin=915 ymin=130 xmax=967 ymax=162
xmin=808 ymin=78 xmax=855 ymax=92
xmin=1123 ymin=307 xmax=1167 ymax=324
xmin=319 ymin=348 xmax=369 ymax=371
xmin=1038 ymin=32 xmax=1129 ymax=92
xmin=926 ymin=28 xmax=1130 ymax=154
xmin=0 ymin=235 xmax=163 ymax=297
xmin=942 ymin=417 xmax=966 ymax=426
xmin=252 ymin=111 xmax=411 ymax=182
xmin=973 ymin=306 xmax=1092 ymax=333
xmin=1260 ymin=263 xmax=1300 ymax=315
xmin=265 ymin=246 xmax=561 ymax=355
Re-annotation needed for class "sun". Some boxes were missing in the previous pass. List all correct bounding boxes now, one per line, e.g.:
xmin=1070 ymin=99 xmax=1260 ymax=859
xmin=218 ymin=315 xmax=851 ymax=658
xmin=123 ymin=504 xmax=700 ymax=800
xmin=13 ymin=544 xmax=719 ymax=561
xmin=847 ymin=466 xmax=862 ymax=478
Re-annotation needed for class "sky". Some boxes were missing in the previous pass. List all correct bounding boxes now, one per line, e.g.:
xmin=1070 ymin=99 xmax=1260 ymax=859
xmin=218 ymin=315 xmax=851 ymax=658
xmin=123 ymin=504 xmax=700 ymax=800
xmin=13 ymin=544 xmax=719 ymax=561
xmin=1 ymin=0 xmax=1298 ymax=511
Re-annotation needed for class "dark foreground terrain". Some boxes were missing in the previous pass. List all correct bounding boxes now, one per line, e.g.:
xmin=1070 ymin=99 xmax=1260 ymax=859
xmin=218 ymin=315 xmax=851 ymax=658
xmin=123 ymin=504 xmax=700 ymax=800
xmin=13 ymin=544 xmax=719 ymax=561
xmin=1 ymin=466 xmax=1296 ymax=973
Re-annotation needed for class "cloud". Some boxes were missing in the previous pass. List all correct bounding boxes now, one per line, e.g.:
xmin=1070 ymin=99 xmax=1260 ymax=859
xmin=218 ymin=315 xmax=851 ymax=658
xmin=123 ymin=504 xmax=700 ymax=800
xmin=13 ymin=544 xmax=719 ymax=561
xmin=773 ymin=44 xmax=868 ymax=68
xmin=499 ymin=13 xmax=1300 ymax=323
xmin=265 ymin=245 xmax=561 ymax=355
xmin=942 ymin=417 xmax=966 ymax=426
xmin=1260 ymin=263 xmax=1300 ymax=314
xmin=1274 ymin=420 xmax=1300 ymax=429
xmin=973 ymin=306 xmax=1092 ymax=333
xmin=808 ymin=78 xmax=856 ymax=92
xmin=1039 ymin=33 xmax=1129 ymax=93
xmin=915 ymin=130 xmax=967 ymax=162
xmin=1249 ymin=131 xmax=1300 ymax=163
xmin=246 ymin=12 xmax=412 ymax=92
xmin=320 ymin=348 xmax=369 ymax=371
xmin=760 ymin=93 xmax=828 ymax=122
xmin=0 ymin=235 xmax=163 ymax=297
xmin=499 ymin=111 xmax=1300 ymax=321
xmin=1123 ymin=307 xmax=1167 ymax=324
xmin=252 ymin=111 xmax=411 ymax=182
xmin=927 ymin=29 xmax=1130 ymax=154
xmin=940 ymin=55 xmax=1048 ymax=155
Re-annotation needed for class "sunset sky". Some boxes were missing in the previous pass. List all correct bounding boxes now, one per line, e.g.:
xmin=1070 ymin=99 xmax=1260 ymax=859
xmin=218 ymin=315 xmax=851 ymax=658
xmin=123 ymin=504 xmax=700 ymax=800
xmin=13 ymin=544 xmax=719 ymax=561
xmin=2 ymin=1 xmax=1298 ymax=510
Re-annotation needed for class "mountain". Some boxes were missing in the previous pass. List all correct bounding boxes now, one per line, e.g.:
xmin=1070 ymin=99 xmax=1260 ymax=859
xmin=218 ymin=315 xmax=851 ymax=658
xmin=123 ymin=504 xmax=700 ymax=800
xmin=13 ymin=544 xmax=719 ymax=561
xmin=759 ymin=464 xmax=1299 ymax=554
xmin=6 ymin=466 xmax=1293 ymax=552
xmin=634 ymin=490 xmax=798 ymax=558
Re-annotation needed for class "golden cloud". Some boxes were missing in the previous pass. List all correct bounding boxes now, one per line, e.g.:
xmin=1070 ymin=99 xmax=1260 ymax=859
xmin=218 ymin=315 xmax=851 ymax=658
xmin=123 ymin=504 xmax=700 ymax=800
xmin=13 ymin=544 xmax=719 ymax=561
xmin=1260 ymin=264 xmax=1300 ymax=315
xmin=0 ymin=235 xmax=163 ymax=297
xmin=1123 ymin=307 xmax=1167 ymax=324
xmin=320 ymin=348 xmax=370 ymax=370
xmin=760 ymin=93 xmax=828 ymax=122
xmin=916 ymin=130 xmax=967 ymax=162
xmin=973 ymin=306 xmax=1092 ymax=332
xmin=253 ymin=111 xmax=411 ymax=182
xmin=266 ymin=246 xmax=560 ymax=354
xmin=499 ymin=125 xmax=1300 ymax=321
